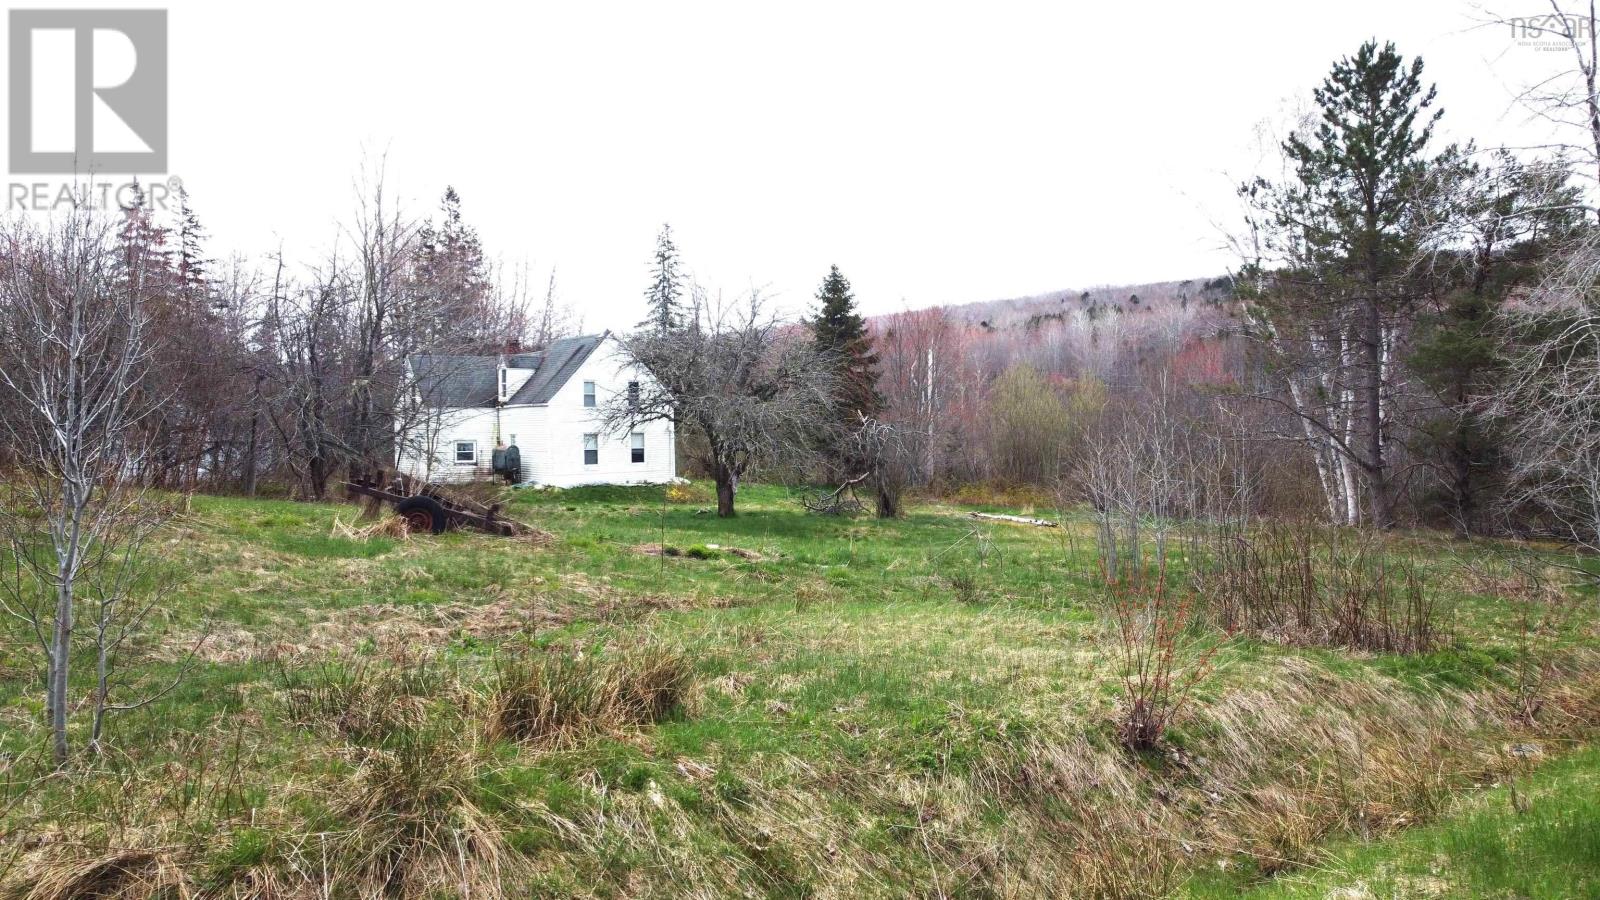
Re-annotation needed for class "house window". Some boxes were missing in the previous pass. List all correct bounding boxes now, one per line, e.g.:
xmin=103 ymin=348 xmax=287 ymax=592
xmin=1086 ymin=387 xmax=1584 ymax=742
xmin=583 ymin=433 xmax=599 ymax=465
xmin=627 ymin=380 xmax=640 ymax=408
xmin=631 ymin=432 xmax=645 ymax=463
xmin=583 ymin=381 xmax=596 ymax=407
xmin=498 ymin=367 xmax=508 ymax=401
xmin=455 ymin=440 xmax=477 ymax=465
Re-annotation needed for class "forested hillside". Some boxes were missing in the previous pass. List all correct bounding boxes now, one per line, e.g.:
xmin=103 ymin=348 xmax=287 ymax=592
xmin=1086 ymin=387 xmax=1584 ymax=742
xmin=863 ymin=275 xmax=1260 ymax=489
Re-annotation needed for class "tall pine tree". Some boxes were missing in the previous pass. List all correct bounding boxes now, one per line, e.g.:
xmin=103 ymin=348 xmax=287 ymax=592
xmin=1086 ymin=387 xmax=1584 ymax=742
xmin=1248 ymin=41 xmax=1457 ymax=528
xmin=810 ymin=265 xmax=882 ymax=471
xmin=639 ymin=224 xmax=684 ymax=333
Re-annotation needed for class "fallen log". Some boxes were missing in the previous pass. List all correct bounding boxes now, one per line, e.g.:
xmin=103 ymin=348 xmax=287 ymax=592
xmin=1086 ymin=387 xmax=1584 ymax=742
xmin=968 ymin=511 xmax=1057 ymax=528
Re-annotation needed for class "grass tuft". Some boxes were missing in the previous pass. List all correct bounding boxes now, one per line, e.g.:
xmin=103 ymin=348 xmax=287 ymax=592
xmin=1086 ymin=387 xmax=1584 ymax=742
xmin=325 ymin=724 xmax=521 ymax=897
xmin=281 ymin=658 xmax=444 ymax=743
xmin=486 ymin=645 xmax=693 ymax=748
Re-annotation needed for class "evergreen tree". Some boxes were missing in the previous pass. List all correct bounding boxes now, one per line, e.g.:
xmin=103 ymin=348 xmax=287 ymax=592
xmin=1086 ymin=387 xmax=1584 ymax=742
xmin=810 ymin=265 xmax=882 ymax=449
xmin=113 ymin=180 xmax=217 ymax=487
xmin=174 ymin=184 xmax=212 ymax=307
xmin=414 ymin=187 xmax=492 ymax=345
xmin=1248 ymin=41 xmax=1458 ymax=527
xmin=113 ymin=180 xmax=175 ymax=297
xmin=639 ymin=224 xmax=684 ymax=333
xmin=1409 ymin=153 xmax=1581 ymax=533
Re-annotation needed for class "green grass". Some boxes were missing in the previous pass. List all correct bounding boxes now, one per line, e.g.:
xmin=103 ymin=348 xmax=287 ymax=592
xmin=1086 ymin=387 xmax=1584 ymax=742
xmin=1 ymin=481 xmax=1597 ymax=897
xmin=1186 ymin=744 xmax=1600 ymax=898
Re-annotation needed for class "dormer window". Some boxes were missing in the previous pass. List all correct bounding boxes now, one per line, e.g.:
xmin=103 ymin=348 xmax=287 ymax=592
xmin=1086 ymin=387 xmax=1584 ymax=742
xmin=498 ymin=367 xmax=509 ymax=402
xmin=583 ymin=381 xmax=596 ymax=407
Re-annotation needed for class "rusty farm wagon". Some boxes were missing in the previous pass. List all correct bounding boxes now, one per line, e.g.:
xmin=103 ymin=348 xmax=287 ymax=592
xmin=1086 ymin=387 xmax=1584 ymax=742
xmin=343 ymin=473 xmax=535 ymax=536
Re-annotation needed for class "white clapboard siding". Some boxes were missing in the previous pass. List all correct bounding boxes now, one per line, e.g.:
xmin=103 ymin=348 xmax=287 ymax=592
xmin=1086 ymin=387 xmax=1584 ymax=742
xmin=532 ymin=338 xmax=676 ymax=488
xmin=397 ymin=335 xmax=676 ymax=488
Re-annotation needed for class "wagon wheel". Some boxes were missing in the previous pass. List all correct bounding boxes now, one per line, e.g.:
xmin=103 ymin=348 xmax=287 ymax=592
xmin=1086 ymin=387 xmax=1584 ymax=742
xmin=394 ymin=495 xmax=449 ymax=534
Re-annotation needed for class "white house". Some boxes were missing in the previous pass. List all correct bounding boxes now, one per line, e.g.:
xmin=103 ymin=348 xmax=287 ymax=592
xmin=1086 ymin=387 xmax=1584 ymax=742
xmin=396 ymin=332 xmax=676 ymax=487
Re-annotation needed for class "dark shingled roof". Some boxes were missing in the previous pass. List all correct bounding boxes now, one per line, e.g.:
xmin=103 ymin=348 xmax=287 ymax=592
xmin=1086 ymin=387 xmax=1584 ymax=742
xmin=410 ymin=333 xmax=607 ymax=409
xmin=410 ymin=354 xmax=499 ymax=408
xmin=508 ymin=333 xmax=604 ymax=404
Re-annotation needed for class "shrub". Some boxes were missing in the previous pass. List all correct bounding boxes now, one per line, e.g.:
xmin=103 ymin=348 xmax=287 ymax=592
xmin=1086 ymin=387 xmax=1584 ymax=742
xmin=947 ymin=572 xmax=983 ymax=605
xmin=1104 ymin=564 xmax=1215 ymax=752
xmin=985 ymin=368 xmax=1109 ymax=487
xmin=1461 ymin=558 xmax=1582 ymax=723
xmin=1190 ymin=520 xmax=1445 ymax=654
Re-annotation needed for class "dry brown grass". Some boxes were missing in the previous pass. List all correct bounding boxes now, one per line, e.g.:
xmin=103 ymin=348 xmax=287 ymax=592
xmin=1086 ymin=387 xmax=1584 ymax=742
xmin=167 ymin=570 xmax=722 ymax=666
xmin=10 ymin=848 xmax=191 ymax=900
xmin=177 ymin=596 xmax=577 ymax=664
xmin=281 ymin=657 xmax=442 ymax=743
xmin=7 ymin=648 xmax=1600 ymax=900
xmin=921 ymin=480 xmax=1058 ymax=510
xmin=1183 ymin=658 xmax=1495 ymax=870
xmin=666 ymin=654 xmax=1600 ymax=899
xmin=664 ymin=482 xmax=711 ymax=504
xmin=330 ymin=514 xmax=410 ymax=541
xmin=632 ymin=542 xmax=766 ymax=562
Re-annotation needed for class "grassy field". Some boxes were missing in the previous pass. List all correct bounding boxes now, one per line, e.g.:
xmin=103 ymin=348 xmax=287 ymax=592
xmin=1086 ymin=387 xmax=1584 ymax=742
xmin=1 ymin=482 xmax=1597 ymax=897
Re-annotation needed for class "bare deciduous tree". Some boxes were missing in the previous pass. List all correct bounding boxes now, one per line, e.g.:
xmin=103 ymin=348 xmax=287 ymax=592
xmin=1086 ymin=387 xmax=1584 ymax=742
xmin=0 ymin=208 xmax=170 ymax=765
xmin=1493 ymin=227 xmax=1600 ymax=557
xmin=802 ymin=414 xmax=913 ymax=518
xmin=250 ymin=163 xmax=535 ymax=498
xmin=1070 ymin=373 xmax=1256 ymax=580
xmin=602 ymin=289 xmax=836 ymax=517
xmin=1491 ymin=1 xmax=1600 ymax=193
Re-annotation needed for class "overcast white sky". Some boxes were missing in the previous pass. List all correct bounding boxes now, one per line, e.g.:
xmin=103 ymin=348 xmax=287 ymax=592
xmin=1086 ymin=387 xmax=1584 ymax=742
xmin=5 ymin=0 xmax=1586 ymax=328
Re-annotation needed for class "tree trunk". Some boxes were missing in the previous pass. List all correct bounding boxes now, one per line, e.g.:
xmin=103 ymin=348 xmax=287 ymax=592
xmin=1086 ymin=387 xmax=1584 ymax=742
xmin=1362 ymin=296 xmax=1395 ymax=529
xmin=92 ymin=603 xmax=111 ymax=750
xmin=875 ymin=484 xmax=899 ymax=518
xmin=243 ymin=412 xmax=259 ymax=497
xmin=243 ymin=376 xmax=263 ymax=497
xmin=714 ymin=468 xmax=736 ymax=518
xmin=1445 ymin=418 xmax=1476 ymax=537
xmin=308 ymin=455 xmax=330 ymax=502
xmin=50 ymin=575 xmax=72 ymax=766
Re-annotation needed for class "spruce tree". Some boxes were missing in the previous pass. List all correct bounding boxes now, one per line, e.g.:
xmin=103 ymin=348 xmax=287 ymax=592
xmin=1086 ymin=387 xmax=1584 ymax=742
xmin=1409 ymin=153 xmax=1581 ymax=533
xmin=640 ymin=224 xmax=684 ymax=333
xmin=174 ymin=184 xmax=212 ymax=308
xmin=113 ymin=180 xmax=174 ymax=295
xmin=414 ymin=187 xmax=491 ymax=345
xmin=810 ymin=264 xmax=882 ymax=440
